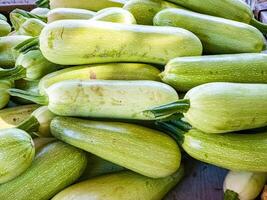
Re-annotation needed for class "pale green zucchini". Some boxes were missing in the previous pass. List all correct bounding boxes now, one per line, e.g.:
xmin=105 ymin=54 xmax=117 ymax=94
xmin=39 ymin=20 xmax=202 ymax=65
xmin=0 ymin=128 xmax=34 ymax=184
xmin=0 ymin=80 xmax=13 ymax=109
xmin=0 ymin=141 xmax=87 ymax=200
xmin=52 ymin=166 xmax=184 ymax=200
xmin=161 ymin=53 xmax=267 ymax=91
xmin=0 ymin=20 xmax=11 ymax=36
xmin=38 ymin=63 xmax=160 ymax=95
xmin=18 ymin=18 xmax=46 ymax=36
xmin=146 ymin=82 xmax=267 ymax=133
xmin=30 ymin=7 xmax=50 ymax=18
xmin=51 ymin=117 xmax=181 ymax=178
xmin=9 ymin=80 xmax=179 ymax=120
xmin=0 ymin=14 xmax=7 ymax=21
xmin=154 ymin=8 xmax=265 ymax=54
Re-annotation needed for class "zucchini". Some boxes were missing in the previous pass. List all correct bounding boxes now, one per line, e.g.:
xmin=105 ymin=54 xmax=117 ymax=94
xmin=18 ymin=18 xmax=46 ymax=37
xmin=161 ymin=53 xmax=267 ymax=91
xmin=51 ymin=117 xmax=181 ymax=178
xmin=147 ymin=82 xmax=267 ymax=133
xmin=30 ymin=8 xmax=50 ymax=18
xmin=0 ymin=128 xmax=34 ymax=184
xmin=39 ymin=20 xmax=202 ymax=65
xmin=0 ymin=80 xmax=13 ymax=109
xmin=33 ymin=137 xmax=56 ymax=152
xmin=47 ymin=8 xmax=95 ymax=23
xmin=0 ymin=14 xmax=7 ymax=22
xmin=0 ymin=20 xmax=11 ymax=36
xmin=0 ymin=141 xmax=87 ymax=200
xmin=0 ymin=104 xmax=39 ymax=129
xmin=9 ymin=80 xmax=179 ymax=120
xmin=154 ymin=8 xmax=265 ymax=54
xmin=52 ymin=166 xmax=184 ymax=200
xmin=38 ymin=63 xmax=160 ymax=95
xmin=224 ymin=171 xmax=267 ymax=200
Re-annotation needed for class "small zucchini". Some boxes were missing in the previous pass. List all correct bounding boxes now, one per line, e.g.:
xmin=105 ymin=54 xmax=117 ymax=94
xmin=0 ymin=128 xmax=34 ymax=184
xmin=0 ymin=80 xmax=13 ymax=109
xmin=0 ymin=20 xmax=11 ymax=36
xmin=0 ymin=14 xmax=7 ymax=21
xmin=52 ymin=166 xmax=184 ymax=200
xmin=51 ymin=117 xmax=181 ymax=178
xmin=18 ymin=18 xmax=46 ymax=37
xmin=30 ymin=7 xmax=50 ymax=18
xmin=0 ymin=141 xmax=87 ymax=200
xmin=161 ymin=53 xmax=267 ymax=91
xmin=154 ymin=8 xmax=265 ymax=54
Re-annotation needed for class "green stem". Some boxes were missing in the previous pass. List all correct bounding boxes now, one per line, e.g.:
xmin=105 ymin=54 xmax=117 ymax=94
xmin=169 ymin=119 xmax=192 ymax=132
xmin=14 ymin=37 xmax=40 ymax=54
xmin=251 ymin=18 xmax=267 ymax=35
xmin=8 ymin=89 xmax=48 ymax=105
xmin=36 ymin=0 xmax=50 ymax=8
xmin=17 ymin=116 xmax=40 ymax=134
xmin=224 ymin=190 xmax=240 ymax=200
xmin=12 ymin=9 xmax=47 ymax=22
xmin=0 ymin=65 xmax=26 ymax=81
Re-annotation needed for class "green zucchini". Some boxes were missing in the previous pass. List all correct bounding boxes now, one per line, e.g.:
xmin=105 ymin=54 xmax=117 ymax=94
xmin=0 ymin=141 xmax=87 ymax=200
xmin=9 ymin=80 xmax=179 ymax=120
xmin=33 ymin=137 xmax=56 ymax=152
xmin=47 ymin=8 xmax=96 ymax=23
xmin=39 ymin=20 xmax=202 ymax=65
xmin=0 ymin=128 xmax=34 ymax=184
xmin=154 ymin=8 xmax=265 ymax=54
xmin=0 ymin=20 xmax=11 ymax=36
xmin=30 ymin=8 xmax=50 ymax=18
xmin=0 ymin=104 xmax=39 ymax=129
xmin=161 ymin=53 xmax=267 ymax=91
xmin=52 ymin=166 xmax=184 ymax=200
xmin=147 ymin=82 xmax=267 ymax=134
xmin=51 ymin=117 xmax=181 ymax=178
xmin=18 ymin=18 xmax=46 ymax=37
xmin=38 ymin=63 xmax=160 ymax=95
xmin=0 ymin=80 xmax=13 ymax=109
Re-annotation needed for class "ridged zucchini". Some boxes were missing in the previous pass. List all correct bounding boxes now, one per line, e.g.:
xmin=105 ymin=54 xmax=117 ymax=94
xmin=38 ymin=63 xmax=160 ymax=95
xmin=154 ymin=8 xmax=265 ymax=54
xmin=18 ymin=18 xmax=46 ymax=37
xmin=39 ymin=20 xmax=202 ymax=65
xmin=161 ymin=53 xmax=267 ymax=91
xmin=0 ymin=141 xmax=87 ymax=200
xmin=0 ymin=128 xmax=34 ymax=184
xmin=9 ymin=80 xmax=178 ymax=120
xmin=51 ymin=117 xmax=181 ymax=178
xmin=52 ymin=166 xmax=184 ymax=200
xmin=0 ymin=80 xmax=13 ymax=109
xmin=0 ymin=20 xmax=11 ymax=36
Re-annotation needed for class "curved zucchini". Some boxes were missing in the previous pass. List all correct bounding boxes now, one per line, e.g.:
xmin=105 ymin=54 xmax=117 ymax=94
xmin=39 ymin=20 xmax=202 ymax=65
xmin=0 ymin=141 xmax=87 ymax=200
xmin=0 ymin=80 xmax=13 ymax=109
xmin=154 ymin=8 xmax=265 ymax=54
xmin=161 ymin=53 xmax=267 ymax=91
xmin=0 ymin=128 xmax=34 ymax=184
xmin=18 ymin=18 xmax=46 ymax=36
xmin=0 ymin=20 xmax=11 ymax=36
xmin=51 ymin=117 xmax=181 ymax=178
xmin=52 ymin=166 xmax=184 ymax=200
xmin=38 ymin=63 xmax=160 ymax=95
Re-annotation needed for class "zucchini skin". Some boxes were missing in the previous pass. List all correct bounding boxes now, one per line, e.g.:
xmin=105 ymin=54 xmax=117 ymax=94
xmin=0 ymin=80 xmax=13 ymax=109
xmin=0 ymin=20 xmax=11 ymax=36
xmin=154 ymin=8 xmax=265 ymax=54
xmin=162 ymin=53 xmax=267 ymax=91
xmin=181 ymin=129 xmax=267 ymax=172
xmin=0 ymin=142 xmax=87 ymax=200
xmin=51 ymin=117 xmax=181 ymax=178
xmin=39 ymin=20 xmax=202 ymax=65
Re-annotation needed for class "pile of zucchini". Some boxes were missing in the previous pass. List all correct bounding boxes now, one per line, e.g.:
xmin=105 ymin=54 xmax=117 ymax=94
xmin=0 ymin=0 xmax=267 ymax=199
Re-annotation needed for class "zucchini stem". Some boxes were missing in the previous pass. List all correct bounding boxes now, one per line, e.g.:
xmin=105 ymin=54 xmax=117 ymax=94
xmin=8 ymin=89 xmax=48 ymax=105
xmin=14 ymin=37 xmax=40 ymax=54
xmin=169 ymin=119 xmax=192 ymax=132
xmin=36 ymin=0 xmax=50 ymax=8
xmin=224 ymin=190 xmax=240 ymax=200
xmin=0 ymin=65 xmax=26 ymax=81
xmin=251 ymin=18 xmax=267 ymax=36
xmin=17 ymin=116 xmax=40 ymax=134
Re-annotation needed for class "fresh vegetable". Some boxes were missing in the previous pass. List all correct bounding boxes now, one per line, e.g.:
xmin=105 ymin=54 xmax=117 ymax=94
xmin=9 ymin=80 xmax=179 ymax=120
xmin=0 ymin=14 xmax=7 ymax=21
xmin=224 ymin=171 xmax=267 ymax=200
xmin=39 ymin=20 xmax=202 ymax=65
xmin=38 ymin=63 xmax=160 ymax=95
xmin=51 ymin=117 xmax=181 ymax=178
xmin=0 ymin=20 xmax=11 ymax=36
xmin=33 ymin=137 xmax=56 ymax=152
xmin=0 ymin=80 xmax=13 ymax=109
xmin=161 ymin=53 xmax=267 ymax=91
xmin=146 ymin=82 xmax=267 ymax=133
xmin=52 ymin=165 xmax=184 ymax=200
xmin=154 ymin=8 xmax=265 ymax=54
xmin=30 ymin=7 xmax=50 ymax=18
xmin=0 ymin=128 xmax=34 ymax=184
xmin=18 ymin=18 xmax=46 ymax=36
xmin=0 ymin=141 xmax=87 ymax=200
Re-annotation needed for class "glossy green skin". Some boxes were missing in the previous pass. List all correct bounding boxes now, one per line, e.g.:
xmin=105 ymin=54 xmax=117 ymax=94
xmin=51 ymin=117 xmax=181 ymax=178
xmin=0 ymin=128 xmax=34 ymax=184
xmin=0 ymin=80 xmax=13 ymax=109
xmin=38 ymin=63 xmax=160 ymax=95
xmin=18 ymin=18 xmax=46 ymax=37
xmin=0 ymin=20 xmax=11 ymax=36
xmin=154 ymin=8 xmax=265 ymax=54
xmin=39 ymin=20 xmax=202 ymax=65
xmin=53 ymin=166 xmax=184 ymax=200
xmin=0 ymin=142 xmax=87 ymax=200
xmin=162 ymin=53 xmax=267 ymax=91
xmin=184 ymin=83 xmax=267 ymax=133
xmin=182 ymin=129 xmax=267 ymax=172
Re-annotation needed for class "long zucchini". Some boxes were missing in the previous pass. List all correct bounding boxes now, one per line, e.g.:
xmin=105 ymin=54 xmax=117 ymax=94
xmin=18 ymin=18 xmax=46 ymax=37
xmin=0 ymin=20 xmax=11 ymax=36
xmin=161 ymin=53 xmax=267 ymax=91
xmin=0 ymin=80 xmax=13 ymax=109
xmin=146 ymin=82 xmax=267 ymax=133
xmin=52 ymin=166 xmax=184 ymax=200
xmin=154 ymin=8 xmax=265 ymax=54
xmin=0 ymin=141 xmax=87 ymax=200
xmin=9 ymin=80 xmax=179 ymax=120
xmin=38 ymin=63 xmax=160 ymax=95
xmin=39 ymin=20 xmax=202 ymax=65
xmin=51 ymin=117 xmax=181 ymax=178
xmin=0 ymin=128 xmax=34 ymax=184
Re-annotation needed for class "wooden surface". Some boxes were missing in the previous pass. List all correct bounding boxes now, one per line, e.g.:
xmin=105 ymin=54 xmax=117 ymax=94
xmin=0 ymin=0 xmax=35 ymax=15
